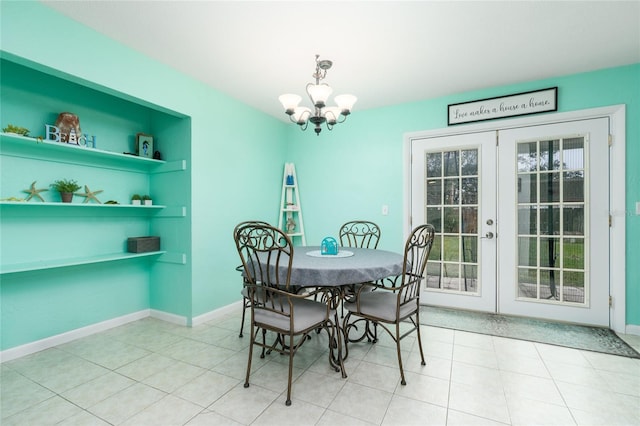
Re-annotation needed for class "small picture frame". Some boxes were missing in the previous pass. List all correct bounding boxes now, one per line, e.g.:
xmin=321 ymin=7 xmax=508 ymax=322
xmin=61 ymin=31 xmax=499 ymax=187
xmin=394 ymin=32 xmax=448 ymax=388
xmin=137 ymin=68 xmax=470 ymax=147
xmin=136 ymin=133 xmax=154 ymax=158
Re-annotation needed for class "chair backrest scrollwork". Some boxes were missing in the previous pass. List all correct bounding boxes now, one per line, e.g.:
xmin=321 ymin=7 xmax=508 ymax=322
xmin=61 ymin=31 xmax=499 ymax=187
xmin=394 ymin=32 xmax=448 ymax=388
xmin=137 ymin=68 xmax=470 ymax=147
xmin=234 ymin=222 xmax=294 ymax=292
xmin=339 ymin=220 xmax=381 ymax=249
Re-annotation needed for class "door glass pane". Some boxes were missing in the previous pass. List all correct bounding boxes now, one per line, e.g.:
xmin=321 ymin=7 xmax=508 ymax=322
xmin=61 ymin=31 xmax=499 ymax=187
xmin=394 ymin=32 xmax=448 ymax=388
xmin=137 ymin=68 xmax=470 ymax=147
xmin=517 ymin=142 xmax=537 ymax=172
xmin=426 ymin=153 xmax=441 ymax=177
xmin=540 ymin=237 xmax=560 ymax=268
xmin=539 ymin=205 xmax=561 ymax=235
xmin=424 ymin=148 xmax=479 ymax=295
xmin=539 ymin=139 xmax=560 ymax=170
xmin=443 ymin=236 xmax=459 ymax=261
xmin=563 ymin=137 xmax=584 ymax=169
xmin=426 ymin=207 xmax=442 ymax=232
xmin=461 ymin=178 xmax=478 ymax=204
xmin=426 ymin=179 xmax=442 ymax=205
xmin=518 ymin=237 xmax=537 ymax=266
xmin=516 ymin=136 xmax=588 ymax=306
xmin=518 ymin=174 xmax=537 ymax=203
xmin=540 ymin=172 xmax=560 ymax=203
xmin=564 ymin=171 xmax=584 ymax=202
xmin=426 ymin=262 xmax=441 ymax=289
xmin=443 ymin=178 xmax=459 ymax=204
xmin=462 ymin=236 xmax=477 ymax=263
xmin=443 ymin=207 xmax=459 ymax=233
xmin=461 ymin=149 xmax=478 ymax=175
xmin=563 ymin=271 xmax=585 ymax=303
xmin=563 ymin=238 xmax=584 ymax=269
xmin=461 ymin=207 xmax=477 ymax=233
xmin=518 ymin=206 xmax=538 ymax=234
xmin=443 ymin=151 xmax=459 ymax=176
xmin=564 ymin=206 xmax=585 ymax=235
xmin=517 ymin=268 xmax=538 ymax=298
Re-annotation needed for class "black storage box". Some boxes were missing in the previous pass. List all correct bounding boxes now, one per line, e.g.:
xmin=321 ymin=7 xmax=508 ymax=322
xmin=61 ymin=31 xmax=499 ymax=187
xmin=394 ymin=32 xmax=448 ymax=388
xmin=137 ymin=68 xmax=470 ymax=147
xmin=127 ymin=236 xmax=160 ymax=253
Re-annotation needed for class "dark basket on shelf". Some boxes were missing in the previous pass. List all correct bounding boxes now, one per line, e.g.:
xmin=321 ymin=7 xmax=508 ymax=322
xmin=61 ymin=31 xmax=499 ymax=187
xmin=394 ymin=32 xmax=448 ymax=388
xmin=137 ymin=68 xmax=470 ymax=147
xmin=127 ymin=236 xmax=160 ymax=253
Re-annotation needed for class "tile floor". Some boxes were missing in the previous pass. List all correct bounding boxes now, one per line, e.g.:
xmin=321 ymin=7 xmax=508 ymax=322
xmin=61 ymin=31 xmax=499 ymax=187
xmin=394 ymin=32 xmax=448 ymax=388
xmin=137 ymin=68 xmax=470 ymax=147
xmin=2 ymin=312 xmax=639 ymax=425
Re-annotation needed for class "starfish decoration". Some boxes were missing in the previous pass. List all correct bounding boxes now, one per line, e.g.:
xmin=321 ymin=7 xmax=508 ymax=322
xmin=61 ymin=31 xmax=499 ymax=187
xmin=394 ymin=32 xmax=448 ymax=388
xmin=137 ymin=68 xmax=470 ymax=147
xmin=75 ymin=185 xmax=103 ymax=204
xmin=23 ymin=181 xmax=48 ymax=202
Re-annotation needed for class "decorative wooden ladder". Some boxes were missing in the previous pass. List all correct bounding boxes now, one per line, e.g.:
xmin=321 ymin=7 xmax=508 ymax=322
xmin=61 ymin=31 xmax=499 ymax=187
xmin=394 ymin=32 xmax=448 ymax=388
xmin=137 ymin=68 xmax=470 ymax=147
xmin=278 ymin=163 xmax=306 ymax=245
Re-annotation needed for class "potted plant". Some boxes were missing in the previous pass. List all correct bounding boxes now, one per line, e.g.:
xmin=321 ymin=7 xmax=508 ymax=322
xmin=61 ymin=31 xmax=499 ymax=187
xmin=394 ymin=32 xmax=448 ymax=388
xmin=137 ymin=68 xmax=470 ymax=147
xmin=142 ymin=194 xmax=153 ymax=206
xmin=2 ymin=124 xmax=30 ymax=137
xmin=50 ymin=179 xmax=81 ymax=203
xmin=131 ymin=194 xmax=142 ymax=205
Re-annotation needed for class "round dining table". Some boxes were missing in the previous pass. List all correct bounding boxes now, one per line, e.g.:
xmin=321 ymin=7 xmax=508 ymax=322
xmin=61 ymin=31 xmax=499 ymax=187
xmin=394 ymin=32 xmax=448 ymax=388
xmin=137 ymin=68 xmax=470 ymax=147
xmin=283 ymin=246 xmax=405 ymax=288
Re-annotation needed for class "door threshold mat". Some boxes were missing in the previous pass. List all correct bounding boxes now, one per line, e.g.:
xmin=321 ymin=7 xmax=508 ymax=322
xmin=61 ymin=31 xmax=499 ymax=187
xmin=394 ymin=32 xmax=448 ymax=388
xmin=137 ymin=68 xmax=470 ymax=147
xmin=420 ymin=306 xmax=640 ymax=358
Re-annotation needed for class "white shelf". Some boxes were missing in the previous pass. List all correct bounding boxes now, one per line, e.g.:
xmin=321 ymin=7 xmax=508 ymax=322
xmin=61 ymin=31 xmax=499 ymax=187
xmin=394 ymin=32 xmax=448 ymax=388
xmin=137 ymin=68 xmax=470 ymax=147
xmin=0 ymin=133 xmax=168 ymax=173
xmin=0 ymin=201 xmax=165 ymax=209
xmin=1 ymin=251 xmax=166 ymax=275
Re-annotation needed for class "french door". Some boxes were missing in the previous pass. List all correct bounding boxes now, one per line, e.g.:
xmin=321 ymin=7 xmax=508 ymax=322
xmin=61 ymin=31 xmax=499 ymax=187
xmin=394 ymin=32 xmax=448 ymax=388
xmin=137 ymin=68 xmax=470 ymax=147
xmin=411 ymin=131 xmax=497 ymax=313
xmin=410 ymin=118 xmax=610 ymax=326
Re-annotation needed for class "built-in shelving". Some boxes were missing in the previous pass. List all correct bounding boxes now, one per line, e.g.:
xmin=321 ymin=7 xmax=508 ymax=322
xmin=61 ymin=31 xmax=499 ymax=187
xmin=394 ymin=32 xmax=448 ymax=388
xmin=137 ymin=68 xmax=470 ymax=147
xmin=0 ymin=54 xmax=192 ymax=353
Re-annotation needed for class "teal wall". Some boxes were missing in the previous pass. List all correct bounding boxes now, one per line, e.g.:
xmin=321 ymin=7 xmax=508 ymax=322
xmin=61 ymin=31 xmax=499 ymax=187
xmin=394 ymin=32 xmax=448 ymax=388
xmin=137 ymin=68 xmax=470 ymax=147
xmin=1 ymin=2 xmax=637 ymax=352
xmin=1 ymin=1 xmax=286 ymax=350
xmin=288 ymin=64 xmax=639 ymax=325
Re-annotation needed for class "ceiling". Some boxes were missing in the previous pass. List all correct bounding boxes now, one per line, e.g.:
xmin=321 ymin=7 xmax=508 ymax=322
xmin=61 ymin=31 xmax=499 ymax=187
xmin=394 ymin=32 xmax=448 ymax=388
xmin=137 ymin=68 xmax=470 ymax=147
xmin=42 ymin=1 xmax=640 ymax=121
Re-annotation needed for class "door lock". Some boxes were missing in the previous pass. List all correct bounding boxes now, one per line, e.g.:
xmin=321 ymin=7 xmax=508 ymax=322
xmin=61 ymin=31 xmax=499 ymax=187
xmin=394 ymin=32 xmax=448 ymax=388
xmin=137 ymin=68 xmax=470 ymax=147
xmin=486 ymin=219 xmax=494 ymax=225
xmin=481 ymin=232 xmax=494 ymax=239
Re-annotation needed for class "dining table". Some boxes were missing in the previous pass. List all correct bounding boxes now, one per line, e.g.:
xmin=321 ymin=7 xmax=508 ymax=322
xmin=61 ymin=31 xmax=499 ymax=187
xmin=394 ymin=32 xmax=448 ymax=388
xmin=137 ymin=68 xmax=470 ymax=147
xmin=264 ymin=245 xmax=405 ymax=377
xmin=285 ymin=246 xmax=405 ymax=288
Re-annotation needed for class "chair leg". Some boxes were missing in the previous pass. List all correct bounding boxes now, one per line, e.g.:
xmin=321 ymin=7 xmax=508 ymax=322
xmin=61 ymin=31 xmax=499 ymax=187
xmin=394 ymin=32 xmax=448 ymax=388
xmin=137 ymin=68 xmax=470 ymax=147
xmin=415 ymin=312 xmax=426 ymax=366
xmin=239 ymin=297 xmax=247 ymax=338
xmin=244 ymin=323 xmax=255 ymax=389
xmin=395 ymin=322 xmax=407 ymax=386
xmin=286 ymin=334 xmax=294 ymax=406
xmin=260 ymin=329 xmax=267 ymax=358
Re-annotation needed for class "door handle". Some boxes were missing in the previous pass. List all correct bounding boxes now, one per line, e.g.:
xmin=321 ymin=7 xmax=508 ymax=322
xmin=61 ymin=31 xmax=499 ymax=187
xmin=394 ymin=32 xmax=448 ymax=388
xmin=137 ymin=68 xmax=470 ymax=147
xmin=481 ymin=232 xmax=494 ymax=239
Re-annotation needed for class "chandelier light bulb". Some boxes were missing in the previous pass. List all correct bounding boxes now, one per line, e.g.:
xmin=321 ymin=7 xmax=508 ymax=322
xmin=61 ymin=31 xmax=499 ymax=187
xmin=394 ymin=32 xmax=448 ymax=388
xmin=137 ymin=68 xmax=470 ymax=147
xmin=278 ymin=94 xmax=302 ymax=115
xmin=306 ymin=83 xmax=333 ymax=108
xmin=323 ymin=107 xmax=341 ymax=125
xmin=292 ymin=106 xmax=311 ymax=125
xmin=335 ymin=94 xmax=358 ymax=115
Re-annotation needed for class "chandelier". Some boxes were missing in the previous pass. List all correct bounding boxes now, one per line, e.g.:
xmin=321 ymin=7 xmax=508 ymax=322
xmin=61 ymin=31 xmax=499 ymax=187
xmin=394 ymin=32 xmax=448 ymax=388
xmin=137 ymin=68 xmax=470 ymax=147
xmin=278 ymin=55 xmax=357 ymax=135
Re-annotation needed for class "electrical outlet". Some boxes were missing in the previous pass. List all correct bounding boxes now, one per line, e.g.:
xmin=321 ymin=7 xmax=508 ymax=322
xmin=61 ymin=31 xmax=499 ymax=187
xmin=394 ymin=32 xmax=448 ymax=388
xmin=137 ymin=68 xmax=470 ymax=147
xmin=636 ymin=201 xmax=640 ymax=215
xmin=382 ymin=205 xmax=389 ymax=216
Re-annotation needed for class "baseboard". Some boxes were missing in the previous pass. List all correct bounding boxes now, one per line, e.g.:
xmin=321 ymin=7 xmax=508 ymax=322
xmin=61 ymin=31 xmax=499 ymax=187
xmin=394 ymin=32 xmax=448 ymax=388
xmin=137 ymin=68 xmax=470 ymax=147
xmin=191 ymin=301 xmax=242 ymax=327
xmin=0 ymin=310 xmax=150 ymax=363
xmin=625 ymin=323 xmax=640 ymax=336
xmin=1 ymin=303 xmax=243 ymax=363
xmin=149 ymin=309 xmax=188 ymax=326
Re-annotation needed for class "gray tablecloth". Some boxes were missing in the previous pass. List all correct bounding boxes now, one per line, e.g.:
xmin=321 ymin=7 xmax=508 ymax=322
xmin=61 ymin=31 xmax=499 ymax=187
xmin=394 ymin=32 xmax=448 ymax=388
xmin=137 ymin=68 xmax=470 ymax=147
xmin=286 ymin=246 xmax=404 ymax=287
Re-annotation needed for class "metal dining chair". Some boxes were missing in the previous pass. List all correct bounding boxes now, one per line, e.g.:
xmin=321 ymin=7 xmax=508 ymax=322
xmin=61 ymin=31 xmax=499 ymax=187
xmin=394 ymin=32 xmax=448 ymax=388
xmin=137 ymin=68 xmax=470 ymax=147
xmin=234 ymin=222 xmax=340 ymax=405
xmin=342 ymin=223 xmax=435 ymax=385
xmin=233 ymin=220 xmax=270 ymax=338
xmin=338 ymin=220 xmax=381 ymax=323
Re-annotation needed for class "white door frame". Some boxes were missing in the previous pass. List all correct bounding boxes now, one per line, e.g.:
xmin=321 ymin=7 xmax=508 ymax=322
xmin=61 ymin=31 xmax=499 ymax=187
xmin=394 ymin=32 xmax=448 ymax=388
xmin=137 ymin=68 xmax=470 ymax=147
xmin=404 ymin=105 xmax=626 ymax=333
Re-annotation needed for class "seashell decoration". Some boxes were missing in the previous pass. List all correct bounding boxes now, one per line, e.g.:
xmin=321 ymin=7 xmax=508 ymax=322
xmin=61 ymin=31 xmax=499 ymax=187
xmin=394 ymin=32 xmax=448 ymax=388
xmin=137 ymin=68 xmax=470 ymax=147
xmin=54 ymin=112 xmax=81 ymax=143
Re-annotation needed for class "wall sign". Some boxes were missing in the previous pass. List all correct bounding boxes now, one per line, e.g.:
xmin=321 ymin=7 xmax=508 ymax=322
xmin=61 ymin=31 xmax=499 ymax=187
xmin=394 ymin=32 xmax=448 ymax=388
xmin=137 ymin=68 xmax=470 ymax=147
xmin=448 ymin=87 xmax=558 ymax=125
